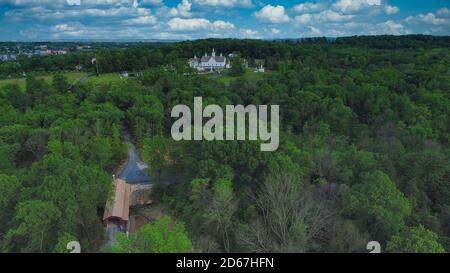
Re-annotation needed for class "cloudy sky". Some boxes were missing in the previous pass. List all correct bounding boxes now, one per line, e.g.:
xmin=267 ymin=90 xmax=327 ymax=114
xmin=0 ymin=0 xmax=449 ymax=40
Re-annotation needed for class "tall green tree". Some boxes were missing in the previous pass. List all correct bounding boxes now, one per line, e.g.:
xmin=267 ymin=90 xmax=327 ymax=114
xmin=229 ymin=57 xmax=246 ymax=77
xmin=205 ymin=178 xmax=236 ymax=252
xmin=386 ymin=225 xmax=445 ymax=253
xmin=0 ymin=174 xmax=21 ymax=233
xmin=5 ymin=200 xmax=61 ymax=253
xmin=343 ymin=171 xmax=412 ymax=239
xmin=112 ymin=216 xmax=192 ymax=253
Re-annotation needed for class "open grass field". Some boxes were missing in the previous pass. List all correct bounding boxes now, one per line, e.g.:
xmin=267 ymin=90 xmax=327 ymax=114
xmin=217 ymin=69 xmax=271 ymax=85
xmin=85 ymin=73 xmax=126 ymax=85
xmin=0 ymin=72 xmax=85 ymax=90
xmin=0 ymin=72 xmax=128 ymax=90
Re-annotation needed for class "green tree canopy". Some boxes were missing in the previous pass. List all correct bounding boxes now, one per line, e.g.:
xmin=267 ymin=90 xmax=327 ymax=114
xmin=112 ymin=216 xmax=192 ymax=253
xmin=343 ymin=171 xmax=412 ymax=239
xmin=386 ymin=225 xmax=445 ymax=253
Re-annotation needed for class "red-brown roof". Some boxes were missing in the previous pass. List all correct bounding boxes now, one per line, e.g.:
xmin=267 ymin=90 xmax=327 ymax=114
xmin=103 ymin=179 xmax=131 ymax=223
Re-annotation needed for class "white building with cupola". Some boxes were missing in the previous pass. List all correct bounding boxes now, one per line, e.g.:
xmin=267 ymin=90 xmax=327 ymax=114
xmin=188 ymin=48 xmax=231 ymax=71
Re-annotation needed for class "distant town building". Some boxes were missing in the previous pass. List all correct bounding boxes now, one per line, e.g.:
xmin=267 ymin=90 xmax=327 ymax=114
xmin=38 ymin=49 xmax=68 ymax=56
xmin=189 ymin=48 xmax=231 ymax=71
xmin=57 ymin=49 xmax=69 ymax=55
xmin=76 ymin=45 xmax=92 ymax=51
xmin=0 ymin=54 xmax=17 ymax=62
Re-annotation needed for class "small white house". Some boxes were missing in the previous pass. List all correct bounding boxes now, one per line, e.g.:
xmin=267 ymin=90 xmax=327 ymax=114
xmin=254 ymin=64 xmax=265 ymax=73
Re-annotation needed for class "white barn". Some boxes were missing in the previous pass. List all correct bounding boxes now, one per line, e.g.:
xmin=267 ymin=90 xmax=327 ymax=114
xmin=189 ymin=49 xmax=230 ymax=71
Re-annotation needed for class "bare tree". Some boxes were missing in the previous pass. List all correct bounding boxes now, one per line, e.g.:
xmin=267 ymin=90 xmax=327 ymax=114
xmin=238 ymin=173 xmax=337 ymax=253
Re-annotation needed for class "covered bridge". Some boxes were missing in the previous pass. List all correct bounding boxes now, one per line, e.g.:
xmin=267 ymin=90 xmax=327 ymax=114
xmin=103 ymin=179 xmax=131 ymax=225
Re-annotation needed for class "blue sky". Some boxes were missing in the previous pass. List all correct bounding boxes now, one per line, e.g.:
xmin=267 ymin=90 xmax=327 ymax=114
xmin=0 ymin=0 xmax=449 ymax=41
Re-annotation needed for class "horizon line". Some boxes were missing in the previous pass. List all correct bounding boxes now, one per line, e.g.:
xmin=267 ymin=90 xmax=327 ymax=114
xmin=0 ymin=34 xmax=449 ymax=43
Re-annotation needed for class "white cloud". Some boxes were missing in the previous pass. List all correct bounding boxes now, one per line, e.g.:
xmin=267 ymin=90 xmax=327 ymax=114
xmin=295 ymin=14 xmax=312 ymax=25
xmin=5 ymin=6 xmax=152 ymax=22
xmin=0 ymin=0 xmax=135 ymax=6
xmin=377 ymin=20 xmax=409 ymax=35
xmin=293 ymin=2 xmax=326 ymax=13
xmin=3 ymin=0 xmax=450 ymax=40
xmin=51 ymin=22 xmax=86 ymax=37
xmin=52 ymin=23 xmax=76 ymax=32
xmin=239 ymin=28 xmax=259 ymax=38
xmin=254 ymin=5 xmax=290 ymax=24
xmin=167 ymin=17 xmax=210 ymax=30
xmin=167 ymin=17 xmax=234 ymax=31
xmin=122 ymin=15 xmax=157 ymax=25
xmin=333 ymin=0 xmax=381 ymax=14
xmin=67 ymin=0 xmax=81 ymax=5
xmin=138 ymin=0 xmax=164 ymax=7
xmin=385 ymin=5 xmax=399 ymax=15
xmin=437 ymin=8 xmax=450 ymax=17
xmin=193 ymin=0 xmax=252 ymax=8
xmin=295 ymin=10 xmax=353 ymax=25
xmin=154 ymin=31 xmax=194 ymax=40
xmin=270 ymin=28 xmax=280 ymax=35
xmin=308 ymin=26 xmax=322 ymax=36
xmin=169 ymin=0 xmax=192 ymax=17
xmin=213 ymin=20 xmax=235 ymax=29
xmin=316 ymin=9 xmax=354 ymax=22
xmin=406 ymin=12 xmax=450 ymax=27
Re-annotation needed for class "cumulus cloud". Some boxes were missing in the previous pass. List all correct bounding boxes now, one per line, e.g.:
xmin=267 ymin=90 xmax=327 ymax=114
xmin=384 ymin=5 xmax=399 ymax=15
xmin=5 ymin=5 xmax=153 ymax=24
xmin=1 ymin=0 xmax=449 ymax=40
xmin=193 ymin=0 xmax=252 ymax=8
xmin=316 ymin=9 xmax=354 ymax=22
xmin=332 ymin=0 xmax=381 ymax=14
xmin=239 ymin=28 xmax=259 ymax=38
xmin=437 ymin=7 xmax=450 ymax=17
xmin=122 ymin=15 xmax=157 ymax=25
xmin=377 ymin=20 xmax=409 ymax=35
xmin=405 ymin=8 xmax=450 ymax=28
xmin=169 ymin=0 xmax=192 ymax=17
xmin=167 ymin=17 xmax=210 ymax=30
xmin=254 ymin=5 xmax=290 ymax=24
xmin=270 ymin=28 xmax=280 ymax=35
xmin=290 ymin=0 xmax=407 ymax=38
xmin=293 ymin=2 xmax=326 ymax=13
xmin=67 ymin=0 xmax=81 ymax=5
xmin=167 ymin=17 xmax=234 ymax=31
xmin=308 ymin=26 xmax=322 ymax=36
xmin=212 ymin=20 xmax=235 ymax=29
xmin=137 ymin=0 xmax=164 ymax=7
xmin=0 ymin=0 xmax=135 ymax=7
xmin=295 ymin=14 xmax=313 ymax=25
xmin=295 ymin=9 xmax=353 ymax=25
xmin=50 ymin=22 xmax=87 ymax=37
xmin=293 ymin=0 xmax=398 ymax=16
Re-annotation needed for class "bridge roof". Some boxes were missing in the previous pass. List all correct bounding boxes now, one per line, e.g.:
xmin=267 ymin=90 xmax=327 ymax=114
xmin=103 ymin=179 xmax=131 ymax=223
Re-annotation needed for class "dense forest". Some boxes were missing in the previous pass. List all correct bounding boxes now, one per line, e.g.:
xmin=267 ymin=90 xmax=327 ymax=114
xmin=0 ymin=36 xmax=449 ymax=253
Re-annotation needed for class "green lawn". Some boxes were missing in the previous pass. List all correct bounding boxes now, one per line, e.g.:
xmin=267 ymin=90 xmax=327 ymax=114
xmin=85 ymin=73 xmax=126 ymax=85
xmin=217 ymin=69 xmax=271 ymax=84
xmin=0 ymin=72 xmax=85 ymax=90
xmin=0 ymin=72 xmax=127 ymax=90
